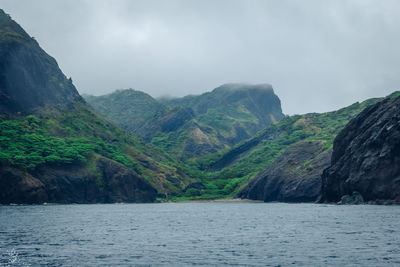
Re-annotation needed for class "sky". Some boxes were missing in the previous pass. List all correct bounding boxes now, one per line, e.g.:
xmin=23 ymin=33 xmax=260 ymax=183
xmin=1 ymin=0 xmax=400 ymax=114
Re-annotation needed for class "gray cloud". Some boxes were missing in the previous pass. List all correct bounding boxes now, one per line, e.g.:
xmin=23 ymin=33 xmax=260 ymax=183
xmin=1 ymin=0 xmax=400 ymax=114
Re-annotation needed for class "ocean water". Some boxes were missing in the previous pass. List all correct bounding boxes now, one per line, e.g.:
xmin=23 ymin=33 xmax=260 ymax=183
xmin=0 ymin=202 xmax=399 ymax=266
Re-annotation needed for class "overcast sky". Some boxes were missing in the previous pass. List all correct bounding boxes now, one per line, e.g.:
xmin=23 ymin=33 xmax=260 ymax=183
xmin=1 ymin=0 xmax=400 ymax=114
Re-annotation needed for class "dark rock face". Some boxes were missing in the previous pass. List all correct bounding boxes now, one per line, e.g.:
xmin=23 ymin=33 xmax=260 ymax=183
xmin=0 ymin=10 xmax=83 ymax=114
xmin=237 ymin=141 xmax=332 ymax=202
xmin=337 ymin=191 xmax=364 ymax=205
xmin=320 ymin=96 xmax=400 ymax=204
xmin=0 ymin=168 xmax=48 ymax=204
xmin=96 ymin=158 xmax=157 ymax=203
xmin=0 ymin=158 xmax=157 ymax=204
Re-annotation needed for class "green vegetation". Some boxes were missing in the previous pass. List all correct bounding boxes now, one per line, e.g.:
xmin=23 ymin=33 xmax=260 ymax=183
xmin=151 ymin=129 xmax=190 ymax=156
xmin=0 ymin=111 xmax=141 ymax=171
xmin=0 ymin=116 xmax=93 ymax=168
xmin=196 ymin=106 xmax=256 ymax=137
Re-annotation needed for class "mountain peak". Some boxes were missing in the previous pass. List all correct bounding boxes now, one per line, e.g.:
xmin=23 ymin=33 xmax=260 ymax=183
xmin=0 ymin=8 xmax=83 ymax=114
xmin=84 ymin=88 xmax=168 ymax=135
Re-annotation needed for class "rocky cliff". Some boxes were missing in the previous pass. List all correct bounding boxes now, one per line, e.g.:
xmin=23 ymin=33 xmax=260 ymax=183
xmin=0 ymin=10 xmax=83 ymax=114
xmin=320 ymin=95 xmax=400 ymax=204
xmin=237 ymin=141 xmax=331 ymax=202
xmin=0 ymin=157 xmax=156 ymax=204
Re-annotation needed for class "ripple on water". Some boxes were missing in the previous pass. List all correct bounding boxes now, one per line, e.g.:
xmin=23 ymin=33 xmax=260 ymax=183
xmin=0 ymin=203 xmax=399 ymax=266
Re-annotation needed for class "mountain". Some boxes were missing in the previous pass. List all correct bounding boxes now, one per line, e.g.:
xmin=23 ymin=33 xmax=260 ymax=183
xmin=161 ymin=83 xmax=283 ymax=127
xmin=84 ymin=89 xmax=169 ymax=136
xmin=3 ymin=8 xmax=398 ymax=204
xmin=85 ymin=83 xmax=284 ymax=159
xmin=188 ymin=97 xmax=382 ymax=200
xmin=320 ymin=93 xmax=400 ymax=204
xmin=85 ymin=79 xmax=391 ymax=202
xmin=0 ymin=9 xmax=192 ymax=204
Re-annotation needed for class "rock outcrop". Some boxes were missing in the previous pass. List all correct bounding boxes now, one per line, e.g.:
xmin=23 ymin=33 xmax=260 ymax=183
xmin=0 ymin=168 xmax=48 ymax=204
xmin=0 ymin=157 xmax=157 ymax=204
xmin=320 ymin=96 xmax=400 ymax=204
xmin=337 ymin=191 xmax=364 ymax=205
xmin=237 ymin=141 xmax=331 ymax=202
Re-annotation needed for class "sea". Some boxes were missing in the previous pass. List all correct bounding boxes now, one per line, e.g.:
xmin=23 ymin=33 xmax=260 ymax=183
xmin=1 ymin=202 xmax=399 ymax=266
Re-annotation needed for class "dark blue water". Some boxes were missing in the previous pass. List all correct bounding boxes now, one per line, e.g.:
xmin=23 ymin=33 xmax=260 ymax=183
xmin=1 ymin=202 xmax=399 ymax=266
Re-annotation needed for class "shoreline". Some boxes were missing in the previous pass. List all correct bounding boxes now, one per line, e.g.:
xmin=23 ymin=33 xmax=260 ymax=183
xmin=2 ymin=199 xmax=399 ymax=205
xmin=164 ymin=198 xmax=265 ymax=204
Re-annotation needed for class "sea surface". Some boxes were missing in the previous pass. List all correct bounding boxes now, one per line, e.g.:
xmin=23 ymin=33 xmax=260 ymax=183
xmin=0 ymin=202 xmax=399 ymax=266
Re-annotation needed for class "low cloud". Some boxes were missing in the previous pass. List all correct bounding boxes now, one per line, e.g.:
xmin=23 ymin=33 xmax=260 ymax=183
xmin=1 ymin=0 xmax=399 ymax=114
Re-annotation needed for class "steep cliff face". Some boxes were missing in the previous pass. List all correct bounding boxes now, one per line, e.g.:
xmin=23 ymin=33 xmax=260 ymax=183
xmin=0 ymin=9 xmax=191 ymax=203
xmin=237 ymin=141 xmax=331 ymax=202
xmin=320 ymin=96 xmax=400 ymax=204
xmin=0 ymin=10 xmax=83 ymax=114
